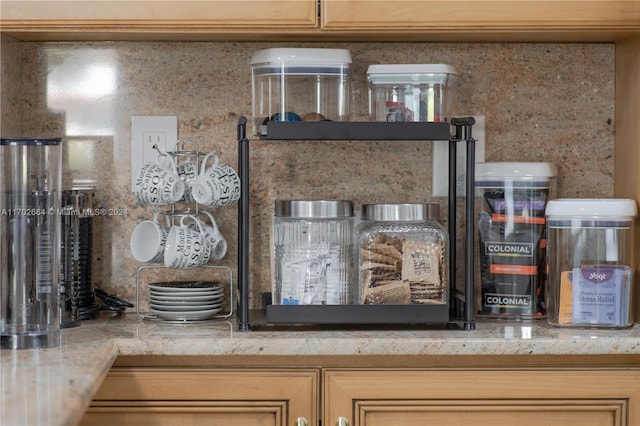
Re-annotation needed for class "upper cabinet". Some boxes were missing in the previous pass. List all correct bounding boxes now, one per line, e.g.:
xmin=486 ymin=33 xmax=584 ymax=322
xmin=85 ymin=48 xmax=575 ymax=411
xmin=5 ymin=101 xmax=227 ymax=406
xmin=1 ymin=0 xmax=639 ymax=41
xmin=322 ymin=0 xmax=640 ymax=41
xmin=0 ymin=0 xmax=318 ymax=40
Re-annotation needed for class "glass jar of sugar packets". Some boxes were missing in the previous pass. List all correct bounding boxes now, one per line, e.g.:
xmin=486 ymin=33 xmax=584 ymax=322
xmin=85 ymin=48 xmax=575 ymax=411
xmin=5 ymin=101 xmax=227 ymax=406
xmin=545 ymin=198 xmax=637 ymax=328
xmin=356 ymin=203 xmax=449 ymax=305
xmin=271 ymin=200 xmax=355 ymax=305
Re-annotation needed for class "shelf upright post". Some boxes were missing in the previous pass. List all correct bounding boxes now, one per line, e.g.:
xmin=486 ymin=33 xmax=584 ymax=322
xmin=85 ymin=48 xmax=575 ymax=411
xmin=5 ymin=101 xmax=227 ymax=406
xmin=465 ymin=136 xmax=476 ymax=329
xmin=448 ymin=134 xmax=457 ymax=321
xmin=451 ymin=117 xmax=477 ymax=330
xmin=237 ymin=117 xmax=250 ymax=331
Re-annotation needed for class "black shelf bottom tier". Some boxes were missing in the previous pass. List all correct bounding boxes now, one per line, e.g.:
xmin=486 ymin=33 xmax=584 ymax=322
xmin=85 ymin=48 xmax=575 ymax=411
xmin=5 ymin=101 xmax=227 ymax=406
xmin=248 ymin=306 xmax=475 ymax=330
xmin=265 ymin=304 xmax=449 ymax=324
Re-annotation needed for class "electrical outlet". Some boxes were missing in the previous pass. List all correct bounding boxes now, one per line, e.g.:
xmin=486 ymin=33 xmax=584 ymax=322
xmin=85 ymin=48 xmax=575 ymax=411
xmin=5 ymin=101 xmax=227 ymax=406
xmin=131 ymin=116 xmax=178 ymax=191
xmin=431 ymin=115 xmax=485 ymax=197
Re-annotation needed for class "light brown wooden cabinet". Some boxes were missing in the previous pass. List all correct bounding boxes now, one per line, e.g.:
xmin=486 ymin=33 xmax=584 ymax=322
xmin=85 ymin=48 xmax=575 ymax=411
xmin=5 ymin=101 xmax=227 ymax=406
xmin=322 ymin=0 xmax=640 ymax=34
xmin=1 ymin=0 xmax=639 ymax=41
xmin=324 ymin=368 xmax=640 ymax=425
xmin=82 ymin=365 xmax=640 ymax=426
xmin=0 ymin=0 xmax=318 ymax=39
xmin=80 ymin=368 xmax=319 ymax=426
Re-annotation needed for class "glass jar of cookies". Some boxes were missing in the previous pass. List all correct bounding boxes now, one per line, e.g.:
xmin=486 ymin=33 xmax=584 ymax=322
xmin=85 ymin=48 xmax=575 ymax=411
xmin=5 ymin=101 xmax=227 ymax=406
xmin=356 ymin=203 xmax=448 ymax=305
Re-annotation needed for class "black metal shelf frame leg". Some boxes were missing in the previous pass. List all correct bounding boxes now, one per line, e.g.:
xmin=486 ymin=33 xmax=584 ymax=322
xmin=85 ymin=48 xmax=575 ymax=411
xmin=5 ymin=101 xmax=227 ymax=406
xmin=465 ymin=137 xmax=476 ymax=330
xmin=450 ymin=117 xmax=477 ymax=330
xmin=448 ymin=138 xmax=457 ymax=321
xmin=238 ymin=117 xmax=250 ymax=331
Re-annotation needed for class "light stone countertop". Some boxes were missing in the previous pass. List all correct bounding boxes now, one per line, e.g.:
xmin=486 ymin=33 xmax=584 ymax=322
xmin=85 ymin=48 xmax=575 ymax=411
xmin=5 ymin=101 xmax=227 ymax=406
xmin=2 ymin=314 xmax=640 ymax=426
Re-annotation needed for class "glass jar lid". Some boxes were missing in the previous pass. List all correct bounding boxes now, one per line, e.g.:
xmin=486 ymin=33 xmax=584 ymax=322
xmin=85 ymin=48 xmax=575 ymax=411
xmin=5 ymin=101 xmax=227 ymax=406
xmin=1 ymin=137 xmax=61 ymax=146
xmin=275 ymin=200 xmax=354 ymax=218
xmin=361 ymin=203 xmax=440 ymax=221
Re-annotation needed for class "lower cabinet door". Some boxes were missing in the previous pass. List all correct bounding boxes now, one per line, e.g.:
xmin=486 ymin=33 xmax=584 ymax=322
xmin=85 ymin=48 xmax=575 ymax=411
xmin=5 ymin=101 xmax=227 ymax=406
xmin=324 ymin=368 xmax=640 ymax=426
xmin=81 ymin=368 xmax=319 ymax=426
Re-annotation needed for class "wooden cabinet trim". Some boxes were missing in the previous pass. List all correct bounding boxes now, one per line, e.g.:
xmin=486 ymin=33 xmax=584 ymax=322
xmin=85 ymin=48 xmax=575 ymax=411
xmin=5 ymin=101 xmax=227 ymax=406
xmin=0 ymin=0 xmax=318 ymax=26
xmin=113 ymin=354 xmax=640 ymax=369
xmin=93 ymin=367 xmax=320 ymax=401
xmin=323 ymin=367 xmax=640 ymax=400
xmin=322 ymin=0 xmax=640 ymax=29
xmin=614 ymin=35 xmax=640 ymax=322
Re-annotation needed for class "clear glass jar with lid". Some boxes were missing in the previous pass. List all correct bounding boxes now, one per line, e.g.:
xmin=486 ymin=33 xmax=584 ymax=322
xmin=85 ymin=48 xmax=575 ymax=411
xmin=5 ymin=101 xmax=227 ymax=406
xmin=271 ymin=200 xmax=355 ymax=306
xmin=356 ymin=203 xmax=448 ymax=305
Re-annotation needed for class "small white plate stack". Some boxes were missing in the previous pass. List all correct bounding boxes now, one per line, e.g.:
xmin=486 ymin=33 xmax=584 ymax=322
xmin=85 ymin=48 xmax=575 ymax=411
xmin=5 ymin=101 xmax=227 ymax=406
xmin=148 ymin=281 xmax=225 ymax=321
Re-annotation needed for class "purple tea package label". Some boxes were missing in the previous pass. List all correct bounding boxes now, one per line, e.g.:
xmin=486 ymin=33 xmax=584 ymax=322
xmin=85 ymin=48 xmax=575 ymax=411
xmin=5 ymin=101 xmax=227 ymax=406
xmin=572 ymin=267 xmax=625 ymax=325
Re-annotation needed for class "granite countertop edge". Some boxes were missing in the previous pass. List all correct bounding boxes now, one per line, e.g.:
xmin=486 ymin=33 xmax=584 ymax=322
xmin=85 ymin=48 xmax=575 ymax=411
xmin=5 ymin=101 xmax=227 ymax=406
xmin=3 ymin=314 xmax=640 ymax=426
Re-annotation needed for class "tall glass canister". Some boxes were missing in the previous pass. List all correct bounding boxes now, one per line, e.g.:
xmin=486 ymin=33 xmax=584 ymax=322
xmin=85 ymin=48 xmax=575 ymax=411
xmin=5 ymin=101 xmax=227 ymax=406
xmin=271 ymin=200 xmax=355 ymax=305
xmin=1 ymin=137 xmax=62 ymax=349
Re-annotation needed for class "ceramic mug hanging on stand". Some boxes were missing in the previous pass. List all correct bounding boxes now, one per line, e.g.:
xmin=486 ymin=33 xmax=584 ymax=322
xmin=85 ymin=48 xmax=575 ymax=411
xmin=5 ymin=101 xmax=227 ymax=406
xmin=163 ymin=214 xmax=213 ymax=269
xmin=134 ymin=152 xmax=185 ymax=206
xmin=193 ymin=210 xmax=228 ymax=260
xmin=190 ymin=150 xmax=241 ymax=209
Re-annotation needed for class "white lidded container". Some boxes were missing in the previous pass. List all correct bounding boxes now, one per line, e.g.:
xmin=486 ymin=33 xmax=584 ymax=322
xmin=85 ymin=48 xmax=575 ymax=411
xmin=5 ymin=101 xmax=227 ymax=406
xmin=474 ymin=162 xmax=557 ymax=318
xmin=545 ymin=198 xmax=637 ymax=328
xmin=367 ymin=64 xmax=458 ymax=122
xmin=251 ymin=48 xmax=352 ymax=136
xmin=271 ymin=200 xmax=355 ymax=305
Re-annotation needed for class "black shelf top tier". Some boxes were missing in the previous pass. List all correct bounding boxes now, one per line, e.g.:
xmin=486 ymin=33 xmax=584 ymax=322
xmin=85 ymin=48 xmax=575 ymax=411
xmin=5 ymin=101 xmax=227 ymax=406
xmin=264 ymin=121 xmax=452 ymax=141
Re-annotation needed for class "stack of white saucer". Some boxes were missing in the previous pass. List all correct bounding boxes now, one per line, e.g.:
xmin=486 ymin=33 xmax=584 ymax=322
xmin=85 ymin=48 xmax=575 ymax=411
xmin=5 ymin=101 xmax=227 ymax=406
xmin=148 ymin=281 xmax=225 ymax=321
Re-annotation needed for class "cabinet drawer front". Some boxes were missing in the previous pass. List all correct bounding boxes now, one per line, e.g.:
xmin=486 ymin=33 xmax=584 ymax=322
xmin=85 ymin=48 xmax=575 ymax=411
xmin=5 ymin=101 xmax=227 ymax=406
xmin=94 ymin=368 xmax=318 ymax=399
xmin=82 ymin=403 xmax=284 ymax=426
xmin=324 ymin=368 xmax=640 ymax=426
xmin=86 ymin=368 xmax=318 ymax=425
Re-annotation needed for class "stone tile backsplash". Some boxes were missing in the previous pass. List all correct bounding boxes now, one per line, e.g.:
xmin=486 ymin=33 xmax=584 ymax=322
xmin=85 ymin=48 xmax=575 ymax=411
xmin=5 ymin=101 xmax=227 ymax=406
xmin=0 ymin=36 xmax=615 ymax=308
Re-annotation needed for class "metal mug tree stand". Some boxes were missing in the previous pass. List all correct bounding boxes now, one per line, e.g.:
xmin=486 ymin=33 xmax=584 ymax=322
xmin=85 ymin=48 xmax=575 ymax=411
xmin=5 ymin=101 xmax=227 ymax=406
xmin=236 ymin=116 xmax=477 ymax=331
xmin=135 ymin=137 xmax=234 ymax=324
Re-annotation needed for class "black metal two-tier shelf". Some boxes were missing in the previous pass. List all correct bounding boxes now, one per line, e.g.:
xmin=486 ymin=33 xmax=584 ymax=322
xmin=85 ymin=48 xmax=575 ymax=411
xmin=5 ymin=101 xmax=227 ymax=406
xmin=237 ymin=117 xmax=477 ymax=331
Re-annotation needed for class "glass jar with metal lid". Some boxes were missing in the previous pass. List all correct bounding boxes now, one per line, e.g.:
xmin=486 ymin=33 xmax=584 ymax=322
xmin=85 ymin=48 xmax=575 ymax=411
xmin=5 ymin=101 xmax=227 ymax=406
xmin=356 ymin=203 xmax=448 ymax=305
xmin=271 ymin=200 xmax=355 ymax=305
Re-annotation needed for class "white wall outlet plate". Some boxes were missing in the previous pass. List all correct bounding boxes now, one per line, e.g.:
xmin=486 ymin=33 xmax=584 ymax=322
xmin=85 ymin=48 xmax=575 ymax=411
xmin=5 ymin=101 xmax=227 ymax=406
xmin=431 ymin=115 xmax=485 ymax=197
xmin=131 ymin=115 xmax=178 ymax=191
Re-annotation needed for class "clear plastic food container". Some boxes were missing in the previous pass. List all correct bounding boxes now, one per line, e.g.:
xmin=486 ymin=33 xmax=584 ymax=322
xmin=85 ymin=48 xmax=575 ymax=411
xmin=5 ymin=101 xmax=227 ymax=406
xmin=545 ymin=198 xmax=637 ymax=328
xmin=251 ymin=48 xmax=352 ymax=136
xmin=367 ymin=64 xmax=458 ymax=122
xmin=475 ymin=162 xmax=557 ymax=318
